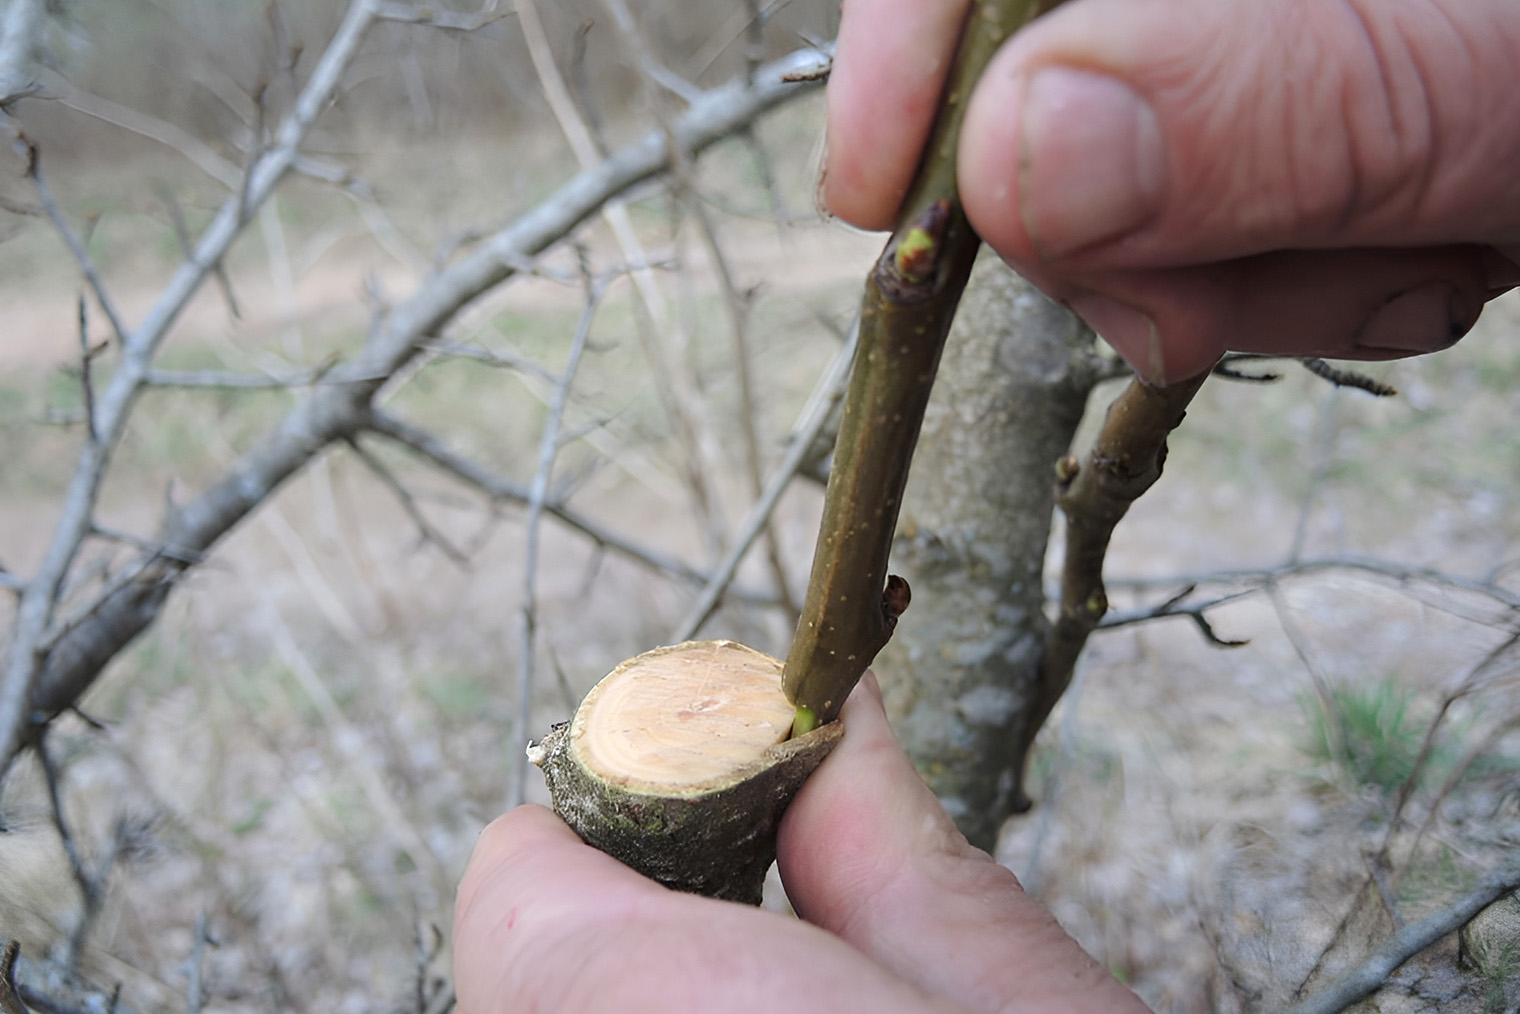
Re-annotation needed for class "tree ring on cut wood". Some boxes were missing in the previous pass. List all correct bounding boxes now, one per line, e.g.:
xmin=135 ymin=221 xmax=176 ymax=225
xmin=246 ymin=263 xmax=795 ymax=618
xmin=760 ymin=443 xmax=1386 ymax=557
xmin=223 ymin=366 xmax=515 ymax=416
xmin=529 ymin=639 xmax=843 ymax=905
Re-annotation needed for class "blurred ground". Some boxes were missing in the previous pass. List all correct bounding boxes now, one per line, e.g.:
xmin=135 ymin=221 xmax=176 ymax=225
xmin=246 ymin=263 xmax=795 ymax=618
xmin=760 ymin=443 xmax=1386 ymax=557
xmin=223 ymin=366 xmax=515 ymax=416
xmin=2 ymin=9 xmax=1520 ymax=1011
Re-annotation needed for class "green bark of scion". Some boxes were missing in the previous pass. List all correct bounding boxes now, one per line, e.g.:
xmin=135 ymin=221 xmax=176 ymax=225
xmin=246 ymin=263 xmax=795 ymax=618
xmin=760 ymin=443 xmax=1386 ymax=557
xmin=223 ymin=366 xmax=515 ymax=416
xmin=875 ymin=254 xmax=1105 ymax=849
xmin=782 ymin=0 xmax=1069 ymax=727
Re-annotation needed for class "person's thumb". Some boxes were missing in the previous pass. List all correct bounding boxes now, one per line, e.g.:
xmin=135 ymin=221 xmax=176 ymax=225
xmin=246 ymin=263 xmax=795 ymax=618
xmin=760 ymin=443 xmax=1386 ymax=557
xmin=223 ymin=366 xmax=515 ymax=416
xmin=778 ymin=674 xmax=1145 ymax=1012
xmin=959 ymin=0 xmax=1520 ymax=270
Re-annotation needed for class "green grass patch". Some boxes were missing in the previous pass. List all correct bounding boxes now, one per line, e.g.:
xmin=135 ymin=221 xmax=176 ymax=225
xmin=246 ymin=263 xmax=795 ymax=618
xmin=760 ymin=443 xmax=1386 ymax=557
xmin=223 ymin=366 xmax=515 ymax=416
xmin=1294 ymin=674 xmax=1441 ymax=796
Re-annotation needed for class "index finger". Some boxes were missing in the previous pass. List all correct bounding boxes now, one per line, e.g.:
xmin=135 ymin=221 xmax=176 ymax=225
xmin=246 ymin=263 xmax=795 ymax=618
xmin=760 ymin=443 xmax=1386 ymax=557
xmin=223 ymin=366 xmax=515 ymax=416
xmin=452 ymin=805 xmax=661 ymax=1011
xmin=822 ymin=0 xmax=972 ymax=230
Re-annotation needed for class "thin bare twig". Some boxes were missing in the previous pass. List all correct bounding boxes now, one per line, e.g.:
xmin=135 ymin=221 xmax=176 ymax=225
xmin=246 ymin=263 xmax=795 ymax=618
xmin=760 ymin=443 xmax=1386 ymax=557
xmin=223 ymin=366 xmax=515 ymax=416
xmin=1097 ymin=587 xmax=1253 ymax=646
xmin=75 ymin=296 xmax=98 ymax=445
xmin=346 ymin=437 xmax=470 ymax=564
xmin=0 ymin=940 xmax=26 ymax=1014
xmin=1108 ymin=555 xmax=1520 ymax=617
xmin=19 ymin=143 xmax=130 ymax=345
xmin=16 ymin=38 xmax=831 ymax=766
xmin=36 ymin=730 xmax=122 ymax=975
xmin=374 ymin=1 xmax=510 ymax=31
xmin=155 ymin=182 xmax=240 ymax=319
xmin=87 ymin=525 xmax=203 ymax=566
xmin=261 ymin=598 xmax=448 ymax=886
xmin=420 ymin=341 xmax=557 ymax=383
xmin=519 ymin=0 xmax=727 ymax=557
xmin=0 ymin=0 xmax=44 ymax=104
xmin=143 ymin=367 xmax=331 ymax=389
xmin=1289 ymin=387 xmax=1340 ymax=562
xmin=1268 ymin=580 xmax=1347 ymax=764
xmin=1386 ymin=629 xmax=1520 ymax=837
xmin=0 ymin=0 xmax=388 ymax=773
xmin=55 ymin=86 xmax=241 ymax=188
xmin=185 ymin=912 xmax=210 ymax=1014
xmin=1363 ymin=847 xmax=1405 ymax=930
xmin=600 ymin=0 xmax=703 ymax=103
xmin=37 ymin=732 xmax=95 ymax=910
xmin=682 ymin=191 xmax=799 ymax=624
xmin=508 ymin=269 xmax=604 ymax=810
xmin=672 ymin=316 xmax=859 ymax=642
xmin=1284 ymin=855 xmax=1520 ymax=1014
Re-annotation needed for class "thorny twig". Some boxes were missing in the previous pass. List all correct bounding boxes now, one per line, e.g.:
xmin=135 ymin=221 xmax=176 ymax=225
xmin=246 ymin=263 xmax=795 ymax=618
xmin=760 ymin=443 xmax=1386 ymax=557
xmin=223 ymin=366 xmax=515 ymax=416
xmin=507 ymin=266 xmax=604 ymax=811
xmin=11 ymin=37 xmax=832 ymax=763
xmin=0 ymin=0 xmax=389 ymax=773
xmin=20 ymin=142 xmax=129 ymax=346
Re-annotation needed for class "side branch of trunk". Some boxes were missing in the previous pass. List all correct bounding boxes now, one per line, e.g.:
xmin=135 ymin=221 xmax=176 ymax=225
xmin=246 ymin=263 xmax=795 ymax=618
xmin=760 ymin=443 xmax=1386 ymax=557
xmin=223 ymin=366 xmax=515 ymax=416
xmin=1019 ymin=372 xmax=1210 ymax=796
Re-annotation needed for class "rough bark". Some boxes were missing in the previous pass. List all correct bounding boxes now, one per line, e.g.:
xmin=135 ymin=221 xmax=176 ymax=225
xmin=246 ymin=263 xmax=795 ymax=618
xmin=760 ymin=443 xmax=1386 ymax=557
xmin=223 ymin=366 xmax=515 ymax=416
xmin=531 ymin=641 xmax=842 ymax=905
xmin=875 ymin=254 xmax=1105 ymax=850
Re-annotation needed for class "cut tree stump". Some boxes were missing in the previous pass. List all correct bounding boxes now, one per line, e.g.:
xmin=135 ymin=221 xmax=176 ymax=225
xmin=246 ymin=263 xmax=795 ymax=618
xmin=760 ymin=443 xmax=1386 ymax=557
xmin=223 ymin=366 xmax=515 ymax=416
xmin=530 ymin=640 xmax=842 ymax=905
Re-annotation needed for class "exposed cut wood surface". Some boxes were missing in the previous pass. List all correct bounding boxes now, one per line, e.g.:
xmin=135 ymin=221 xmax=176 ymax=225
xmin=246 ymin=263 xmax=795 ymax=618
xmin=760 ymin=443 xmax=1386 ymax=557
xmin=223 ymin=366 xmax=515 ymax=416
xmin=573 ymin=640 xmax=795 ymax=792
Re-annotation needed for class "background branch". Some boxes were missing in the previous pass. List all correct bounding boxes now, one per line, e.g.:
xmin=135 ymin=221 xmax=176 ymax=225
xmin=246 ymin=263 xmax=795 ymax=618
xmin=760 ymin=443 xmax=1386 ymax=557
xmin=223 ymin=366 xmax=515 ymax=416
xmin=0 ymin=0 xmax=44 ymax=104
xmin=507 ymin=269 xmax=603 ymax=810
xmin=11 ymin=40 xmax=831 ymax=765
xmin=1285 ymin=855 xmax=1520 ymax=1014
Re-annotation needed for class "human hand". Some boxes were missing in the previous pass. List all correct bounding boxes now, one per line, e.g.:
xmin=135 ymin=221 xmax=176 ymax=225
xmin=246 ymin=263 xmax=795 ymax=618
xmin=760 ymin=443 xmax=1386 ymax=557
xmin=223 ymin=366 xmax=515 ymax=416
xmin=823 ymin=0 xmax=1520 ymax=383
xmin=453 ymin=674 xmax=1146 ymax=1013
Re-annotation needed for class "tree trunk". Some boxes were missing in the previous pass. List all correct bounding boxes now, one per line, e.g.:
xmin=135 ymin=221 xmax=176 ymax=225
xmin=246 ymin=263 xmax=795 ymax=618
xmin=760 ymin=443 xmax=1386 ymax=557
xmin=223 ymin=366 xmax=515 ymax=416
xmin=876 ymin=253 xmax=1105 ymax=851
